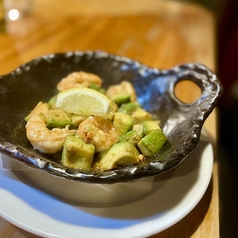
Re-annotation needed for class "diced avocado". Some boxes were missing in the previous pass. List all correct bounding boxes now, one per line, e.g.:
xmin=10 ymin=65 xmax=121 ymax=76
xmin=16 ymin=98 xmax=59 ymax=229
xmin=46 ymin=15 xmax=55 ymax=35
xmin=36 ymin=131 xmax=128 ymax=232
xmin=46 ymin=109 xmax=72 ymax=129
xmin=48 ymin=95 xmax=57 ymax=109
xmin=25 ymin=102 xmax=46 ymax=122
xmin=133 ymin=124 xmax=144 ymax=137
xmin=119 ymin=130 xmax=142 ymax=146
xmin=71 ymin=114 xmax=88 ymax=127
xmin=106 ymin=82 xmax=134 ymax=105
xmin=132 ymin=108 xmax=152 ymax=124
xmin=118 ymin=102 xmax=141 ymax=114
xmin=94 ymin=142 xmax=142 ymax=171
xmin=62 ymin=136 xmax=95 ymax=170
xmin=138 ymin=129 xmax=167 ymax=157
xmin=110 ymin=93 xmax=131 ymax=104
xmin=113 ymin=112 xmax=133 ymax=136
xmin=89 ymin=83 xmax=106 ymax=94
xmin=24 ymin=113 xmax=31 ymax=122
xmin=143 ymin=120 xmax=161 ymax=135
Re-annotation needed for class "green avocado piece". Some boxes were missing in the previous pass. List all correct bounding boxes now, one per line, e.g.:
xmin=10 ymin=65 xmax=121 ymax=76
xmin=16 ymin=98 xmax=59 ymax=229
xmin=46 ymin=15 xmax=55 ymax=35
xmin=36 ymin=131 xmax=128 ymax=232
xmin=61 ymin=136 xmax=95 ymax=170
xmin=118 ymin=102 xmax=141 ymax=114
xmin=143 ymin=120 xmax=161 ymax=135
xmin=46 ymin=109 xmax=72 ymax=129
xmin=132 ymin=108 xmax=152 ymax=124
xmin=89 ymin=83 xmax=106 ymax=94
xmin=119 ymin=130 xmax=142 ymax=146
xmin=94 ymin=142 xmax=141 ymax=171
xmin=138 ymin=129 xmax=167 ymax=157
xmin=71 ymin=114 xmax=88 ymax=127
xmin=111 ymin=93 xmax=131 ymax=104
xmin=133 ymin=124 xmax=144 ymax=137
xmin=113 ymin=112 xmax=133 ymax=136
xmin=24 ymin=113 xmax=31 ymax=122
xmin=48 ymin=96 xmax=57 ymax=108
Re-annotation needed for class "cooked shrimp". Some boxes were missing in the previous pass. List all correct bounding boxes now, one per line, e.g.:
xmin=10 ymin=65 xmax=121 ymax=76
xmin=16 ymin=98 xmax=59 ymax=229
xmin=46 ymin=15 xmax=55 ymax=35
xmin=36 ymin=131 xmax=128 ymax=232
xmin=106 ymin=80 xmax=137 ymax=102
xmin=26 ymin=102 xmax=76 ymax=154
xmin=57 ymin=71 xmax=102 ymax=91
xmin=77 ymin=116 xmax=120 ymax=152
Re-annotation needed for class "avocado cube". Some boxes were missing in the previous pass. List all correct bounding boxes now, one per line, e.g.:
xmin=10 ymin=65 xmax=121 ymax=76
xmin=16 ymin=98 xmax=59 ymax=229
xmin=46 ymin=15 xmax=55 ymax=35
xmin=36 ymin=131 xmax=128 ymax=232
xmin=119 ymin=102 xmax=141 ymax=114
xmin=47 ymin=109 xmax=72 ymax=129
xmin=138 ymin=129 xmax=167 ymax=157
xmin=111 ymin=93 xmax=131 ymax=104
xmin=143 ymin=120 xmax=161 ymax=135
xmin=106 ymin=81 xmax=135 ymax=104
xmin=71 ymin=114 xmax=88 ymax=127
xmin=132 ymin=108 xmax=152 ymax=124
xmin=62 ymin=136 xmax=95 ymax=170
xmin=48 ymin=96 xmax=57 ymax=109
xmin=133 ymin=124 xmax=144 ymax=137
xmin=89 ymin=83 xmax=106 ymax=94
xmin=113 ymin=112 xmax=133 ymax=136
xmin=119 ymin=130 xmax=142 ymax=146
xmin=94 ymin=142 xmax=142 ymax=171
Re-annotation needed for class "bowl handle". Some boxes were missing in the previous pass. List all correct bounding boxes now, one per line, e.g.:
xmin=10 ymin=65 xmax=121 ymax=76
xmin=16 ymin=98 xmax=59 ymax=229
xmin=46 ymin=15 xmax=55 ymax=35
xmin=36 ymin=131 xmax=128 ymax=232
xmin=169 ymin=63 xmax=223 ymax=113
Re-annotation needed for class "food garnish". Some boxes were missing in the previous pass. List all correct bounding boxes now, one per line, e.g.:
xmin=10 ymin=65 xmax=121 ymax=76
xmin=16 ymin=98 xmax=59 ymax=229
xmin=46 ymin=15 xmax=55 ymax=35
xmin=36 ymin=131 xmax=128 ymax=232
xmin=25 ymin=71 xmax=168 ymax=171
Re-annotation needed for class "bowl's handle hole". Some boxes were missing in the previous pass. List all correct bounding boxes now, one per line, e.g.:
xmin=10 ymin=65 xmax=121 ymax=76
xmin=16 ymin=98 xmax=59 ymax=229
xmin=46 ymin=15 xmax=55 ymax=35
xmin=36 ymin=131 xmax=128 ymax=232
xmin=174 ymin=79 xmax=202 ymax=104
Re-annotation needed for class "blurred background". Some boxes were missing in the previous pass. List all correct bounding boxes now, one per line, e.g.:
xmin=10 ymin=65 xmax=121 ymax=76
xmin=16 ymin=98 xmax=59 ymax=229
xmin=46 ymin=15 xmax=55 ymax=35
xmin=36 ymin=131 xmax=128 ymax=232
xmin=181 ymin=0 xmax=238 ymax=237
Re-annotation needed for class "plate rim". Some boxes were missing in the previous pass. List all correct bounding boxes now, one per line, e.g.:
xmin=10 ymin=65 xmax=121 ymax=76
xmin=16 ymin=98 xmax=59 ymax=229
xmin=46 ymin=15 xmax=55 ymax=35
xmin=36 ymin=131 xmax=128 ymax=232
xmin=0 ymin=139 xmax=213 ymax=238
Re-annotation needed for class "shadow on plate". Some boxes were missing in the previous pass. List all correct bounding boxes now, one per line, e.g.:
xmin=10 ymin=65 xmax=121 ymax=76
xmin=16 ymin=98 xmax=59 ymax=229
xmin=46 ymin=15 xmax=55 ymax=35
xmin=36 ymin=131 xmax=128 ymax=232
xmin=0 ymin=140 xmax=210 ymax=230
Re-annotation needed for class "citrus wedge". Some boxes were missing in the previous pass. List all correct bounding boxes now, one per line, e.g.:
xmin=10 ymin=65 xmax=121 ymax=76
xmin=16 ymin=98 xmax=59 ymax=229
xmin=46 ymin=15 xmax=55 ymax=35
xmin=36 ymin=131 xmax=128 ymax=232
xmin=55 ymin=88 xmax=115 ymax=116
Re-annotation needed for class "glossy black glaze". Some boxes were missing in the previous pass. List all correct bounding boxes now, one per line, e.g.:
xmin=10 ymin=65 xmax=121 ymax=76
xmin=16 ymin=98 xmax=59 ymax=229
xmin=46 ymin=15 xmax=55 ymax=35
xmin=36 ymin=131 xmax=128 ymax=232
xmin=0 ymin=51 xmax=222 ymax=183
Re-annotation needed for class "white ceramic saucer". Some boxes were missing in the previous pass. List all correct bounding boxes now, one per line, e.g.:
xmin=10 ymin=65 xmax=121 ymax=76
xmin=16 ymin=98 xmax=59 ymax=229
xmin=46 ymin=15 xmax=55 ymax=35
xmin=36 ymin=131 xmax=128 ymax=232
xmin=0 ymin=139 xmax=213 ymax=238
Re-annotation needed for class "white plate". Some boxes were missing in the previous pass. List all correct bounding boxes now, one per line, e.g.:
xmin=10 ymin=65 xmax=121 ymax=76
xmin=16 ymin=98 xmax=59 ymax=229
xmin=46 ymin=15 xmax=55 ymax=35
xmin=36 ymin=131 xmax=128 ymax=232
xmin=0 ymin=140 xmax=213 ymax=238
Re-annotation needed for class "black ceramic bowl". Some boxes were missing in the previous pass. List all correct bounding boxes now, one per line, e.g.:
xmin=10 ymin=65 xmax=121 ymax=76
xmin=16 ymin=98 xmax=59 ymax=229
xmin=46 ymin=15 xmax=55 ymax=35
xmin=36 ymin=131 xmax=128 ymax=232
xmin=0 ymin=51 xmax=222 ymax=184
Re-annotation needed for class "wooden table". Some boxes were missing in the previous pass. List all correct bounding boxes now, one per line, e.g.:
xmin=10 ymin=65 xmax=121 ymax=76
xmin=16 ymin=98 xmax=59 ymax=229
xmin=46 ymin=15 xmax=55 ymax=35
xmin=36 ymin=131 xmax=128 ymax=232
xmin=0 ymin=0 xmax=219 ymax=237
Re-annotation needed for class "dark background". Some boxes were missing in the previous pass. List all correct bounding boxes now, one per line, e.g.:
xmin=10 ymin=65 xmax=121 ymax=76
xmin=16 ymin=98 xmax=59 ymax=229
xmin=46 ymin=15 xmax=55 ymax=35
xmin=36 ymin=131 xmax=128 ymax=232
xmin=217 ymin=0 xmax=238 ymax=237
xmin=184 ymin=0 xmax=238 ymax=237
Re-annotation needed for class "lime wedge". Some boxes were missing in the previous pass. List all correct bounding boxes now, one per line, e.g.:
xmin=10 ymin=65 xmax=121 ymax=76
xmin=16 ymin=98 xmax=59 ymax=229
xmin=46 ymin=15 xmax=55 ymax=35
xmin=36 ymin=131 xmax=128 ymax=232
xmin=55 ymin=88 xmax=115 ymax=116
